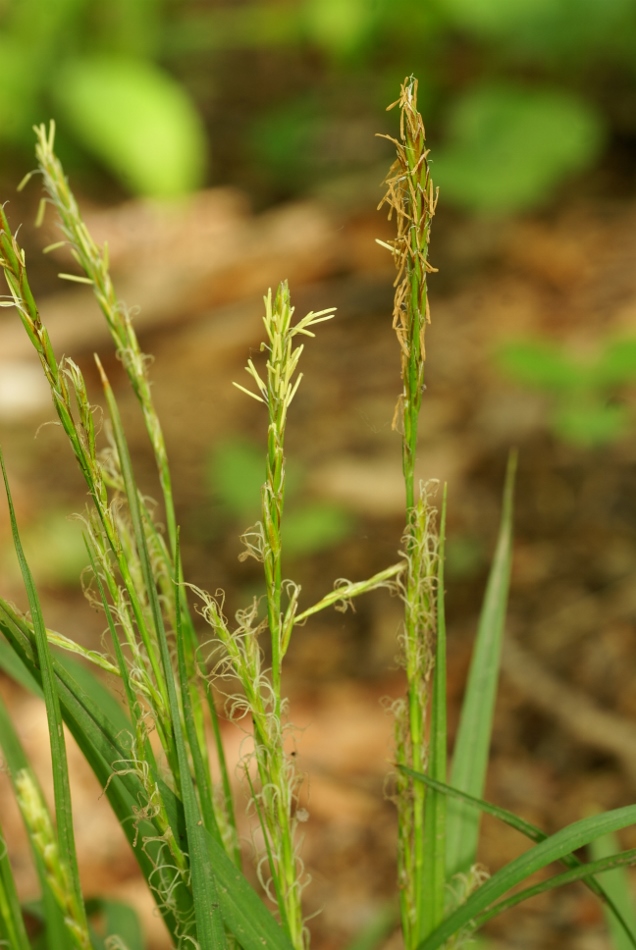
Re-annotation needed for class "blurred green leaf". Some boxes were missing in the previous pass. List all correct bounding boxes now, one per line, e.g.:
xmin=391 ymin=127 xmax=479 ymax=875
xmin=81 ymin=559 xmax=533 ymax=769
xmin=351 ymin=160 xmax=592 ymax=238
xmin=302 ymin=0 xmax=376 ymax=57
xmin=52 ymin=55 xmax=207 ymax=197
xmin=554 ymin=398 xmax=629 ymax=447
xmin=433 ymin=85 xmax=605 ymax=214
xmin=594 ymin=339 xmax=636 ymax=387
xmin=209 ymin=439 xmax=265 ymax=521
xmin=497 ymin=340 xmax=585 ymax=391
xmin=344 ymin=903 xmax=398 ymax=950
xmin=208 ymin=439 xmax=353 ymax=555
xmin=86 ymin=897 xmax=145 ymax=950
xmin=439 ymin=0 xmax=555 ymax=37
xmin=97 ymin=0 xmax=164 ymax=59
xmin=250 ymin=96 xmax=322 ymax=187
xmin=438 ymin=0 xmax=636 ymax=65
xmin=498 ymin=338 xmax=636 ymax=446
xmin=445 ymin=534 xmax=484 ymax=579
xmin=0 ymin=36 xmax=40 ymax=144
xmin=1 ymin=511 xmax=86 ymax=587
xmin=282 ymin=503 xmax=354 ymax=557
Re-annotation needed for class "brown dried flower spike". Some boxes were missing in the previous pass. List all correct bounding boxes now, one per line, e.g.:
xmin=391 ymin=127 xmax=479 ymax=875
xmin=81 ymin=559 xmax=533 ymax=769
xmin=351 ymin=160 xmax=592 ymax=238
xmin=377 ymin=76 xmax=438 ymax=506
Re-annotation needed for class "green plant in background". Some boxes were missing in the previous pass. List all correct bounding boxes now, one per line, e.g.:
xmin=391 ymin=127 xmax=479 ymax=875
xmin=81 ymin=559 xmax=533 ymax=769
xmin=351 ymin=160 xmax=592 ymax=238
xmin=431 ymin=84 xmax=604 ymax=215
xmin=169 ymin=0 xmax=633 ymax=212
xmin=3 ymin=0 xmax=633 ymax=210
xmin=208 ymin=438 xmax=355 ymax=557
xmin=1 ymin=81 xmax=636 ymax=950
xmin=497 ymin=337 xmax=636 ymax=446
xmin=0 ymin=0 xmax=206 ymax=197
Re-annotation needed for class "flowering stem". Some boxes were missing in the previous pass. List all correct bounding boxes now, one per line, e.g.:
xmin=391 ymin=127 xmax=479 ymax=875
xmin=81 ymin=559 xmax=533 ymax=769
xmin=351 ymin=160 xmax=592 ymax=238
xmin=379 ymin=76 xmax=439 ymax=949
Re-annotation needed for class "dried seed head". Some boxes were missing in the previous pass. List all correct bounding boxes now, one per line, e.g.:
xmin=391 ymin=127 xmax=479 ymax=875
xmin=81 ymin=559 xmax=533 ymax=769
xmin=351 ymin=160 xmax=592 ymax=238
xmin=377 ymin=76 xmax=438 ymax=377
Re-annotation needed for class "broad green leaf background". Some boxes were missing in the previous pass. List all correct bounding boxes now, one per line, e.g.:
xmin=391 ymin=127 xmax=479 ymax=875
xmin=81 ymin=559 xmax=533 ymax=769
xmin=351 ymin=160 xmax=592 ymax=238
xmin=433 ymin=85 xmax=605 ymax=214
xmin=52 ymin=56 xmax=207 ymax=198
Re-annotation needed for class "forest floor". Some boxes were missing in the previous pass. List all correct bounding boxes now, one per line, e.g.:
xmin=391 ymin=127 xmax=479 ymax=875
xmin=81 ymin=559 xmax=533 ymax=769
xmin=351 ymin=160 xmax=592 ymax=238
xmin=1 ymin=167 xmax=636 ymax=949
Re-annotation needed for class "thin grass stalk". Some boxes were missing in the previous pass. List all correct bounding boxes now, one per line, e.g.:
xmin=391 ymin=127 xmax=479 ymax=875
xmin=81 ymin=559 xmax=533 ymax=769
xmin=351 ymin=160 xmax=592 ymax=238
xmin=378 ymin=76 xmax=439 ymax=948
xmin=8 ymin=140 xmax=242 ymax=863
xmin=230 ymin=282 xmax=336 ymax=948
xmin=0 ymin=211 xmax=171 ymax=720
xmin=84 ymin=542 xmax=167 ymax=812
xmin=33 ymin=123 xmax=231 ymax=835
xmin=377 ymin=78 xmax=437 ymax=512
xmin=32 ymin=123 xmax=178 ymax=554
xmin=1 ymin=182 xmax=228 ymax=938
xmin=98 ymin=360 xmax=227 ymax=947
xmin=421 ymin=486 xmax=448 ymax=931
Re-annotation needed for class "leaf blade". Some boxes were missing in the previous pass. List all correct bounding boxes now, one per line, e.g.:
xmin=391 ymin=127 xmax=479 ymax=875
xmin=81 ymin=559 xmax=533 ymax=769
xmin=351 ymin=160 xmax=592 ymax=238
xmin=420 ymin=806 xmax=636 ymax=950
xmin=446 ymin=452 xmax=517 ymax=876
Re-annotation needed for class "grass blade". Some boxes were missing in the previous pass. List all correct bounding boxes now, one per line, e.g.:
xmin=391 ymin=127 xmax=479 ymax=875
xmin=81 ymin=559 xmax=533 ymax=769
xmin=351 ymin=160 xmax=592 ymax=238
xmin=402 ymin=767 xmax=636 ymax=947
xmin=418 ymin=805 xmax=636 ymax=950
xmin=590 ymin=832 xmax=636 ymax=950
xmin=203 ymin=826 xmax=296 ymax=950
xmin=173 ymin=538 xmax=223 ymax=847
xmin=35 ymin=129 xmax=238 ymax=865
xmin=0 ymin=450 xmax=89 ymax=947
xmin=472 ymin=849 xmax=636 ymax=931
xmin=446 ymin=451 xmax=517 ymax=877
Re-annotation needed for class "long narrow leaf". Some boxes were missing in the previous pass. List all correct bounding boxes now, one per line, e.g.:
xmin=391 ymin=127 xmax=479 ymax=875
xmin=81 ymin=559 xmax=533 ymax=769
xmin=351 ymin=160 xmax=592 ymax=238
xmin=402 ymin=766 xmax=636 ymax=948
xmin=0 ymin=451 xmax=88 ymax=945
xmin=590 ymin=832 xmax=636 ymax=950
xmin=203 ymin=826 xmax=296 ymax=950
xmin=471 ymin=849 xmax=636 ymax=930
xmin=155 ymin=778 xmax=296 ymax=950
xmin=446 ymin=451 xmax=517 ymax=876
xmin=418 ymin=805 xmax=636 ymax=950
xmin=36 ymin=129 xmax=238 ymax=867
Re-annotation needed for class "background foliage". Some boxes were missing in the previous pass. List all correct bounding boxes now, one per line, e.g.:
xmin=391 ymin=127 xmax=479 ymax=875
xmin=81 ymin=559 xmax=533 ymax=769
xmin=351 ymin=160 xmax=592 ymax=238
xmin=1 ymin=0 xmax=634 ymax=210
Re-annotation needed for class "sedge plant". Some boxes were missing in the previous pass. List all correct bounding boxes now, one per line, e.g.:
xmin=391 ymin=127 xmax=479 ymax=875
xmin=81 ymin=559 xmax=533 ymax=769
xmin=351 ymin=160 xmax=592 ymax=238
xmin=0 ymin=79 xmax=635 ymax=950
